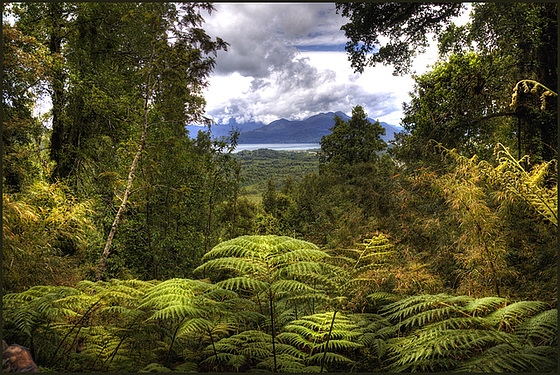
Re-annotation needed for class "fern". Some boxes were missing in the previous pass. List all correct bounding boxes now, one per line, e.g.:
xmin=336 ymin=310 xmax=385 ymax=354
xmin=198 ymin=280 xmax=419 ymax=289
xmin=517 ymin=309 xmax=558 ymax=345
xmin=194 ymin=235 xmax=332 ymax=372
xmin=279 ymin=312 xmax=361 ymax=371
xmin=487 ymin=300 xmax=549 ymax=331
xmin=381 ymin=294 xmax=557 ymax=372
xmin=201 ymin=329 xmax=273 ymax=371
xmin=438 ymin=142 xmax=557 ymax=226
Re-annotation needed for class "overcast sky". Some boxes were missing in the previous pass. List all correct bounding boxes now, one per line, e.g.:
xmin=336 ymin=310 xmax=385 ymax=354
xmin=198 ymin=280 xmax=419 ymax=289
xmin=202 ymin=3 xmax=471 ymax=127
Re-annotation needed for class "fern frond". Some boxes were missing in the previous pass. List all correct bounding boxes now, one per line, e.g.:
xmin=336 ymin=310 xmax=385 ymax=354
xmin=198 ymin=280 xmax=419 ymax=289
xmin=279 ymin=261 xmax=324 ymax=276
xmin=381 ymin=293 xmax=454 ymax=321
xmin=457 ymin=344 xmax=556 ymax=372
xmin=201 ymin=351 xmax=234 ymax=365
xmin=272 ymin=248 xmax=329 ymax=264
xmin=487 ymin=300 xmax=548 ymax=330
xmin=315 ymin=339 xmax=363 ymax=352
xmin=464 ymin=296 xmax=508 ymax=315
xmin=387 ymin=329 xmax=515 ymax=372
xmin=277 ymin=332 xmax=313 ymax=350
xmin=287 ymin=293 xmax=331 ymax=305
xmin=416 ymin=316 xmax=489 ymax=333
xmin=399 ymin=305 xmax=458 ymax=329
xmin=195 ymin=257 xmax=267 ymax=276
xmin=308 ymin=351 xmax=355 ymax=365
xmin=517 ymin=308 xmax=557 ymax=345
xmin=271 ymin=280 xmax=321 ymax=294
xmin=147 ymin=304 xmax=201 ymax=322
xmin=139 ymin=362 xmax=172 ymax=372
xmin=173 ymin=361 xmax=199 ymax=372
xmin=216 ymin=276 xmax=269 ymax=292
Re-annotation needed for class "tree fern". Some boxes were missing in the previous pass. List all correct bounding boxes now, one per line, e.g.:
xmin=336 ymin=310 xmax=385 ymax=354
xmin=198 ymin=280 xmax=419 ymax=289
xmin=2 ymin=182 xmax=96 ymax=292
xmin=138 ymin=278 xmax=242 ymax=370
xmin=201 ymin=329 xmax=275 ymax=371
xmin=517 ymin=309 xmax=558 ymax=345
xmin=278 ymin=311 xmax=388 ymax=372
xmin=323 ymin=235 xmax=397 ymax=310
xmin=381 ymin=294 xmax=557 ymax=372
xmin=194 ymin=235 xmax=331 ymax=372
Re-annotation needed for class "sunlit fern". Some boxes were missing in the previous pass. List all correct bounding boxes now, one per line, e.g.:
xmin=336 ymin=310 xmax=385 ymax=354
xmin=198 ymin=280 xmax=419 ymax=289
xmin=323 ymin=235 xmax=396 ymax=310
xmin=2 ymin=183 xmax=95 ymax=291
xmin=193 ymin=235 xmax=332 ymax=372
xmin=380 ymin=293 xmax=557 ymax=372
xmin=137 ymin=277 xmax=248 ymax=371
xmin=307 ymin=235 xmax=396 ymax=371
xmin=277 ymin=311 xmax=390 ymax=372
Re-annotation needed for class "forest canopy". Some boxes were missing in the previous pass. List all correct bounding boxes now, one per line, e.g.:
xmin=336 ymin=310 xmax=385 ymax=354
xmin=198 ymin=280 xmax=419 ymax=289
xmin=2 ymin=2 xmax=557 ymax=373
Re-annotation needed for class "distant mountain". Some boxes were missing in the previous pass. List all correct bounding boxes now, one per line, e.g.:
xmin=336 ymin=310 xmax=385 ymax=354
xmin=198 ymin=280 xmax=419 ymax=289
xmin=238 ymin=112 xmax=402 ymax=144
xmin=186 ymin=118 xmax=265 ymax=138
xmin=186 ymin=112 xmax=403 ymax=144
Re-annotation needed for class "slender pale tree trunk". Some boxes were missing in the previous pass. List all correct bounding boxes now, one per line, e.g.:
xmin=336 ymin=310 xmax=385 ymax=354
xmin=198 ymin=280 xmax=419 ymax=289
xmin=95 ymin=38 xmax=156 ymax=282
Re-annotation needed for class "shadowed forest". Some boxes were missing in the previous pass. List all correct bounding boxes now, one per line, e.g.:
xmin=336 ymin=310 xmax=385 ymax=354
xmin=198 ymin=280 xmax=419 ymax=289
xmin=2 ymin=2 xmax=557 ymax=373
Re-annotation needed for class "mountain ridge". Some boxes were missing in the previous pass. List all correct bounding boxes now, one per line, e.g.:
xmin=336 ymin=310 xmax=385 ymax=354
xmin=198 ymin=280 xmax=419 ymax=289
xmin=186 ymin=112 xmax=403 ymax=144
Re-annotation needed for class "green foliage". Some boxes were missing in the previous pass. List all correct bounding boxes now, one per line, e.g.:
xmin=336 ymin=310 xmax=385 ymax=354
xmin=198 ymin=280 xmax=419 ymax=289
xmin=397 ymin=52 xmax=516 ymax=165
xmin=278 ymin=312 xmax=388 ymax=372
xmin=195 ymin=235 xmax=332 ymax=372
xmin=2 ymin=2 xmax=557 ymax=372
xmin=319 ymin=106 xmax=386 ymax=167
xmin=2 ymin=20 xmax=53 ymax=192
xmin=324 ymin=235 xmax=397 ymax=311
xmin=335 ymin=2 xmax=464 ymax=75
xmin=421 ymin=143 xmax=557 ymax=297
xmin=395 ymin=2 xmax=557 ymax=164
xmin=381 ymin=294 xmax=557 ymax=372
xmin=2 ymin=182 xmax=97 ymax=293
xmin=234 ymin=149 xmax=319 ymax=201
xmin=3 ymin=272 xmax=556 ymax=372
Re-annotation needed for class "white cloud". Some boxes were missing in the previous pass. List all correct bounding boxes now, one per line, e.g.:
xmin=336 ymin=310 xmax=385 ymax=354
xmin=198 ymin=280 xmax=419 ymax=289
xmin=203 ymin=3 xmax=473 ymax=127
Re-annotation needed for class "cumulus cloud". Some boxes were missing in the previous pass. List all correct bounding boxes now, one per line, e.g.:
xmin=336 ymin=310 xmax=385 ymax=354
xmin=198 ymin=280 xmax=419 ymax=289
xmin=202 ymin=3 xmax=412 ymax=126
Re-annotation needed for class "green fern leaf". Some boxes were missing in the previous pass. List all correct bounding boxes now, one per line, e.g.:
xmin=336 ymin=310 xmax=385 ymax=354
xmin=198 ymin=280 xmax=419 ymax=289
xmin=216 ymin=276 xmax=269 ymax=292
xmin=138 ymin=362 xmax=171 ymax=372
xmin=487 ymin=300 xmax=548 ymax=329
xmin=517 ymin=308 xmax=557 ymax=345
xmin=308 ymin=351 xmax=354 ymax=365
xmin=464 ymin=296 xmax=507 ymax=315
xmin=277 ymin=332 xmax=314 ymax=350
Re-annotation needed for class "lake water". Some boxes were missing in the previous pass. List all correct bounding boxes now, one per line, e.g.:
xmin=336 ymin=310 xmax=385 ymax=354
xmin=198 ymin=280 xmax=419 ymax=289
xmin=233 ymin=143 xmax=320 ymax=153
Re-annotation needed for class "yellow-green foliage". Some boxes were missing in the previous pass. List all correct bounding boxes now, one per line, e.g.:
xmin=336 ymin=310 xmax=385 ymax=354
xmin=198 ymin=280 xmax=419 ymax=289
xmin=441 ymin=142 xmax=557 ymax=226
xmin=2 ymin=182 xmax=96 ymax=292
xmin=325 ymin=235 xmax=397 ymax=309
xmin=432 ymin=142 xmax=557 ymax=297
xmin=510 ymin=79 xmax=557 ymax=111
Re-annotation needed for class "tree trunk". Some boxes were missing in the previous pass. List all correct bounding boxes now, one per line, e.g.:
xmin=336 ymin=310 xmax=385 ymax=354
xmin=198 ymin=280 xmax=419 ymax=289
xmin=94 ymin=123 xmax=147 ymax=281
xmin=95 ymin=38 xmax=155 ymax=281
xmin=47 ymin=2 xmax=66 ymax=180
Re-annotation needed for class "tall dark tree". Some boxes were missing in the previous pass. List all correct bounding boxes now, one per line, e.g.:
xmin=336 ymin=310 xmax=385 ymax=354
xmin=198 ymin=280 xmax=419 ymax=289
xmin=335 ymin=2 xmax=464 ymax=75
xmin=438 ymin=2 xmax=558 ymax=162
xmin=90 ymin=3 xmax=228 ymax=280
xmin=319 ymin=105 xmax=386 ymax=167
xmin=1 ymin=17 xmax=52 ymax=192
xmin=11 ymin=2 xmax=74 ymax=180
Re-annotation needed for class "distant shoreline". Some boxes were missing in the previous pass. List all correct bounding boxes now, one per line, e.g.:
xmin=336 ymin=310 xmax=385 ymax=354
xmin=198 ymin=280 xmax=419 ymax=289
xmin=233 ymin=143 xmax=320 ymax=153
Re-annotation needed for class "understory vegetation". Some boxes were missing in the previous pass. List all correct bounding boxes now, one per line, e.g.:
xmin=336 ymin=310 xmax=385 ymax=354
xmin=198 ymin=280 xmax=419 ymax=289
xmin=2 ymin=2 xmax=557 ymax=373
xmin=3 ymin=236 xmax=557 ymax=372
